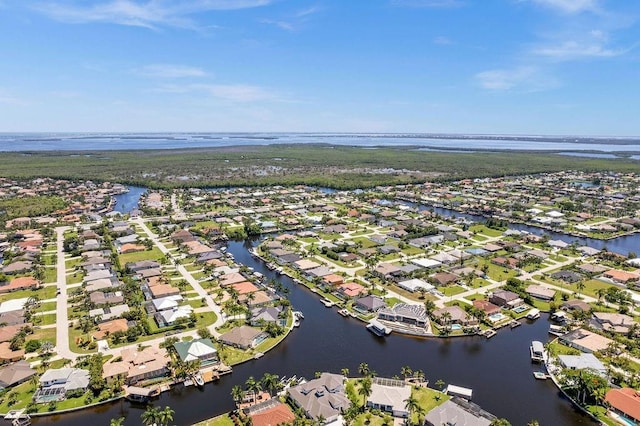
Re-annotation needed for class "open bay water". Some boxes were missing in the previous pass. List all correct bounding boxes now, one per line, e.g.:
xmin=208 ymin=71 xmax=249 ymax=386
xmin=1 ymin=133 xmax=640 ymax=153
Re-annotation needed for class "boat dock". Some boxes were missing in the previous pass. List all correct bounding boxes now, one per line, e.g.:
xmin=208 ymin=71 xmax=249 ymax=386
xmin=530 ymin=340 xmax=546 ymax=362
xmin=320 ymin=298 xmax=335 ymax=308
xmin=445 ymin=384 xmax=473 ymax=400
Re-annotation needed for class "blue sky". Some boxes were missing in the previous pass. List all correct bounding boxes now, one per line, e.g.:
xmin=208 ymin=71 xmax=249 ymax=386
xmin=1 ymin=0 xmax=639 ymax=135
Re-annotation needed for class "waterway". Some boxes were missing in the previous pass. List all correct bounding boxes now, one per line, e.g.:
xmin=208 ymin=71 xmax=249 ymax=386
xmin=112 ymin=186 xmax=147 ymax=213
xmin=34 ymin=237 xmax=597 ymax=426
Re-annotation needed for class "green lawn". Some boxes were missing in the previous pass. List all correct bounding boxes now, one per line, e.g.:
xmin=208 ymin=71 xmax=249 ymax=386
xmin=35 ymin=313 xmax=56 ymax=326
xmin=118 ymin=247 xmax=164 ymax=264
xmin=411 ymin=386 xmax=450 ymax=423
xmin=43 ymin=267 xmax=57 ymax=283
xmin=194 ymin=414 xmax=235 ymax=426
xmin=0 ymin=286 xmax=56 ymax=303
xmin=437 ymin=285 xmax=466 ymax=297
xmin=469 ymin=224 xmax=503 ymax=237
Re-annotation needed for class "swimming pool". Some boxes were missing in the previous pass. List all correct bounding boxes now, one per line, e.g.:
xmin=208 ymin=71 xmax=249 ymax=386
xmin=489 ymin=313 xmax=507 ymax=322
xmin=450 ymin=324 xmax=462 ymax=330
xmin=513 ymin=305 xmax=528 ymax=314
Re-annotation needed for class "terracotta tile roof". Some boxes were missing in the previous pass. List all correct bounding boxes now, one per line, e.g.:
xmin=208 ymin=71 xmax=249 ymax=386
xmin=251 ymin=403 xmax=295 ymax=426
xmin=606 ymin=388 xmax=640 ymax=421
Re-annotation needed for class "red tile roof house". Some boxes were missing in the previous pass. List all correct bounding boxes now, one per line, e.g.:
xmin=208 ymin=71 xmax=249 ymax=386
xmin=337 ymin=282 xmax=367 ymax=299
xmin=472 ymin=300 xmax=501 ymax=316
xmin=603 ymin=269 xmax=640 ymax=284
xmin=605 ymin=388 xmax=640 ymax=424
xmin=0 ymin=277 xmax=39 ymax=294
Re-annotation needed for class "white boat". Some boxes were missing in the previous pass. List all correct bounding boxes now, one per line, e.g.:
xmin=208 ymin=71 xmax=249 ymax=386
xmin=293 ymin=318 xmax=301 ymax=327
xmin=548 ymin=324 xmax=565 ymax=337
xmin=366 ymin=319 xmax=392 ymax=336
xmin=293 ymin=311 xmax=304 ymax=320
xmin=533 ymin=371 xmax=549 ymax=380
xmin=338 ymin=308 xmax=349 ymax=317
xmin=530 ymin=340 xmax=546 ymax=362
xmin=254 ymin=352 xmax=264 ymax=359
xmin=321 ymin=299 xmax=335 ymax=308
xmin=483 ymin=329 xmax=497 ymax=339
xmin=193 ymin=372 xmax=205 ymax=387
xmin=5 ymin=409 xmax=31 ymax=426
xmin=526 ymin=308 xmax=540 ymax=320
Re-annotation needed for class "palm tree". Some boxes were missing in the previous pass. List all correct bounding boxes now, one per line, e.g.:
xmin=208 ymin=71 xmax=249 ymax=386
xmin=231 ymin=385 xmax=245 ymax=403
xmin=435 ymin=379 xmax=445 ymax=390
xmin=489 ymin=419 xmax=512 ymax=426
xmin=576 ymin=280 xmax=586 ymax=298
xmin=341 ymin=367 xmax=350 ymax=377
xmin=158 ymin=406 xmax=175 ymax=426
xmin=260 ymin=372 xmax=280 ymax=396
xmin=358 ymin=362 xmax=370 ymax=377
xmin=110 ymin=417 xmax=125 ymax=426
xmin=358 ymin=377 xmax=372 ymax=409
xmin=141 ymin=406 xmax=160 ymax=426
xmin=401 ymin=365 xmax=412 ymax=379
xmin=527 ymin=421 xmax=540 ymax=426
xmin=423 ymin=300 xmax=436 ymax=317
xmin=595 ymin=287 xmax=606 ymax=304
xmin=403 ymin=394 xmax=420 ymax=425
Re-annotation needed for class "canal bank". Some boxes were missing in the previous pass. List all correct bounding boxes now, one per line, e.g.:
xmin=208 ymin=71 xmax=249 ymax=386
xmin=32 ymin=237 xmax=598 ymax=426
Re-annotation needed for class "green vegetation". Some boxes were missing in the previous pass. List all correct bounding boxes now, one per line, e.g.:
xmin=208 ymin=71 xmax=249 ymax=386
xmin=0 ymin=195 xmax=67 ymax=219
xmin=194 ymin=414 xmax=235 ymax=426
xmin=1 ymin=145 xmax=639 ymax=189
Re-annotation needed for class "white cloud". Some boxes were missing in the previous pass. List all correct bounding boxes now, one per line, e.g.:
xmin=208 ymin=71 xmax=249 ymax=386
xmin=33 ymin=0 xmax=273 ymax=29
xmin=260 ymin=5 xmax=321 ymax=32
xmin=533 ymin=39 xmax=625 ymax=59
xmin=526 ymin=0 xmax=599 ymax=14
xmin=475 ymin=66 xmax=557 ymax=91
xmin=154 ymin=83 xmax=280 ymax=102
xmin=259 ymin=19 xmax=295 ymax=31
xmin=135 ymin=64 xmax=208 ymax=78
xmin=391 ymin=0 xmax=464 ymax=8
xmin=0 ymin=89 xmax=30 ymax=106
xmin=433 ymin=36 xmax=453 ymax=45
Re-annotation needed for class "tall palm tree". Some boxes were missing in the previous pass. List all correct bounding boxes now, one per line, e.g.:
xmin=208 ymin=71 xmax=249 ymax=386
xmin=358 ymin=377 xmax=372 ymax=409
xmin=141 ymin=406 xmax=160 ymax=426
xmin=423 ymin=300 xmax=436 ymax=317
xmin=403 ymin=394 xmax=420 ymax=424
xmin=260 ymin=372 xmax=280 ymax=396
xmin=576 ymin=280 xmax=586 ymax=298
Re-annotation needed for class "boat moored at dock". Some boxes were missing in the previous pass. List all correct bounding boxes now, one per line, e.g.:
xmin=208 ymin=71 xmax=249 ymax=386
xmin=366 ymin=319 xmax=392 ymax=336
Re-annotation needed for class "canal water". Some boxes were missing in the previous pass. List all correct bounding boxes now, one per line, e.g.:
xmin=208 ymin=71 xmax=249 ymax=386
xmin=34 ymin=237 xmax=597 ymax=426
xmin=112 ymin=186 xmax=147 ymax=214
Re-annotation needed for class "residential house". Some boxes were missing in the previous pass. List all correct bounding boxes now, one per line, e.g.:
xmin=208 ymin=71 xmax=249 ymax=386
xmin=288 ymin=373 xmax=349 ymax=422
xmin=92 ymin=318 xmax=129 ymax=340
xmin=154 ymin=305 xmax=193 ymax=327
xmin=557 ymin=353 xmax=607 ymax=377
xmin=174 ymin=338 xmax=218 ymax=366
xmin=378 ymin=304 xmax=427 ymax=327
xmin=219 ymin=326 xmax=268 ymax=350
xmin=425 ymin=399 xmax=495 ymax=426
xmin=489 ymin=290 xmax=523 ymax=308
xmin=472 ymin=300 xmax=501 ymax=316
xmin=432 ymin=306 xmax=477 ymax=326
xmin=560 ymin=328 xmax=616 ymax=353
xmin=246 ymin=399 xmax=296 ymax=426
xmin=35 ymin=368 xmax=90 ymax=402
xmin=354 ymin=295 xmax=386 ymax=313
xmin=0 ymin=360 xmax=36 ymax=390
xmin=251 ymin=306 xmax=286 ymax=327
xmin=592 ymin=312 xmax=637 ymax=334
xmin=337 ymin=282 xmax=367 ymax=299
xmin=103 ymin=346 xmax=170 ymax=385
xmin=525 ymin=285 xmax=556 ymax=301
xmin=605 ymin=388 xmax=640 ymax=425
xmin=366 ymin=378 xmax=411 ymax=418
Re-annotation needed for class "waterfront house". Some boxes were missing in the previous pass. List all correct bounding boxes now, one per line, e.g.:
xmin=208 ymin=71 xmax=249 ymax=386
xmin=0 ymin=360 xmax=36 ymax=390
xmin=432 ymin=306 xmax=477 ymax=326
xmin=103 ymin=346 xmax=170 ymax=385
xmin=525 ymin=285 xmax=556 ymax=301
xmin=561 ymin=299 xmax=591 ymax=312
xmin=366 ymin=378 xmax=411 ymax=417
xmin=354 ymin=295 xmax=386 ymax=313
xmin=250 ymin=306 xmax=286 ymax=327
xmin=246 ymin=399 xmax=296 ymax=426
xmin=605 ymin=388 xmax=640 ymax=425
xmin=337 ymin=282 xmax=367 ymax=299
xmin=288 ymin=373 xmax=349 ymax=422
xmin=557 ymin=353 xmax=607 ymax=377
xmin=219 ymin=326 xmax=268 ymax=350
xmin=603 ymin=269 xmax=640 ymax=284
xmin=35 ymin=368 xmax=90 ymax=402
xmin=425 ymin=399 xmax=494 ymax=426
xmin=174 ymin=338 xmax=218 ymax=366
xmin=560 ymin=328 xmax=616 ymax=353
xmin=472 ymin=300 xmax=501 ymax=316
xmin=378 ymin=304 xmax=427 ymax=327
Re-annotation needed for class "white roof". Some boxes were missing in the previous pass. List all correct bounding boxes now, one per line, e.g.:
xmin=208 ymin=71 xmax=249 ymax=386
xmin=152 ymin=295 xmax=183 ymax=311
xmin=558 ymin=353 xmax=607 ymax=375
xmin=185 ymin=341 xmax=217 ymax=361
xmin=0 ymin=298 xmax=28 ymax=313
xmin=446 ymin=384 xmax=473 ymax=398
xmin=411 ymin=258 xmax=442 ymax=268
xmin=397 ymin=278 xmax=434 ymax=292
